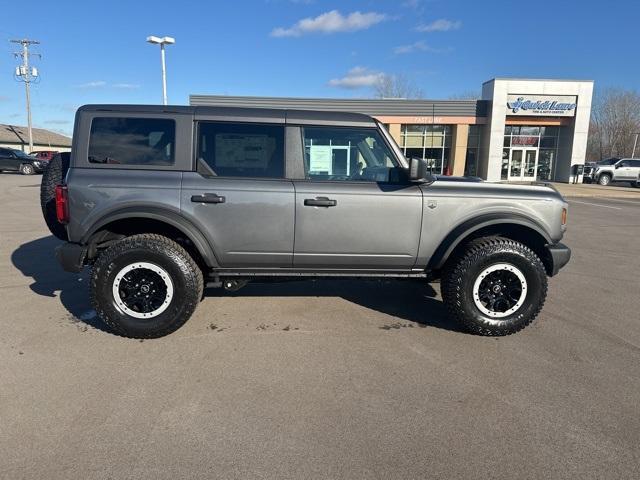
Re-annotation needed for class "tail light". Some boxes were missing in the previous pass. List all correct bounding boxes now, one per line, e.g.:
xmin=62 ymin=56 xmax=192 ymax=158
xmin=561 ymin=207 xmax=567 ymax=225
xmin=55 ymin=185 xmax=69 ymax=224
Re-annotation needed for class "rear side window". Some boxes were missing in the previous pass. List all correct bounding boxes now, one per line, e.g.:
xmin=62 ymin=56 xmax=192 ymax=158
xmin=88 ymin=117 xmax=175 ymax=166
xmin=197 ymin=122 xmax=284 ymax=178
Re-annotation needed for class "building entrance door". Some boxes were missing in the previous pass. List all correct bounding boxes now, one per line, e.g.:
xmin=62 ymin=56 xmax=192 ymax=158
xmin=508 ymin=148 xmax=538 ymax=181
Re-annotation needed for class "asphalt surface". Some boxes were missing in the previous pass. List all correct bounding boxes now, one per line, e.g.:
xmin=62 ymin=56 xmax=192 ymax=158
xmin=1 ymin=173 xmax=639 ymax=479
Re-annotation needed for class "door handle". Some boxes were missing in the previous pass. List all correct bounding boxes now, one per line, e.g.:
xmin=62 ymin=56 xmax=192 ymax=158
xmin=191 ymin=193 xmax=226 ymax=204
xmin=304 ymin=197 xmax=337 ymax=207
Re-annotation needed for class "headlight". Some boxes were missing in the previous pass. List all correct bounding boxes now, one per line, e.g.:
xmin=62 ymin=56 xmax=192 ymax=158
xmin=32 ymin=161 xmax=42 ymax=167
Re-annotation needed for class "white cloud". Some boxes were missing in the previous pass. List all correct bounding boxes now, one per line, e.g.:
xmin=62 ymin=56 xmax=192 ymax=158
xmin=271 ymin=10 xmax=387 ymax=37
xmin=328 ymin=66 xmax=386 ymax=89
xmin=76 ymin=80 xmax=107 ymax=88
xmin=393 ymin=41 xmax=451 ymax=54
xmin=113 ymin=83 xmax=140 ymax=89
xmin=416 ymin=19 xmax=461 ymax=32
xmin=75 ymin=81 xmax=139 ymax=90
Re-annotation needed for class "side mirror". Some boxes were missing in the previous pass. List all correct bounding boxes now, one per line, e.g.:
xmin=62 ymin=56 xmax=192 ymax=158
xmin=615 ymin=163 xmax=621 ymax=169
xmin=408 ymin=157 xmax=434 ymax=183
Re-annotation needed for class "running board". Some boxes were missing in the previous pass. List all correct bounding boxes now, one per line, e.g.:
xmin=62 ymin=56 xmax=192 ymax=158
xmin=207 ymin=269 xmax=429 ymax=279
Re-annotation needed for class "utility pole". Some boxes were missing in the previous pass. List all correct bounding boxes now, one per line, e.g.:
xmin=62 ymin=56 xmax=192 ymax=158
xmin=11 ymin=39 xmax=41 ymax=153
xmin=632 ymin=133 xmax=639 ymax=159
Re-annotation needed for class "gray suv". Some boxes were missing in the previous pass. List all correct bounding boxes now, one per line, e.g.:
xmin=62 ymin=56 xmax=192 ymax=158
xmin=48 ymin=105 xmax=571 ymax=338
xmin=593 ymin=158 xmax=640 ymax=187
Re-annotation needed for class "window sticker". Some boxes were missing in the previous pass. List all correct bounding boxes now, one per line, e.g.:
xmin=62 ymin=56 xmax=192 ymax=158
xmin=309 ymin=145 xmax=332 ymax=174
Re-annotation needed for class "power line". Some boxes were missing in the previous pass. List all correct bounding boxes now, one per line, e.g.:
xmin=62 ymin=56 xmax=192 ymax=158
xmin=11 ymin=38 xmax=41 ymax=152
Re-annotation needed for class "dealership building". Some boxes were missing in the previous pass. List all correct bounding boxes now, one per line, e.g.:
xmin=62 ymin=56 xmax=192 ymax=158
xmin=190 ymin=78 xmax=594 ymax=183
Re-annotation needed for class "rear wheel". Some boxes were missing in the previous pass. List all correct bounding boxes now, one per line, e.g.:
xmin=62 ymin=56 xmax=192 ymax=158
xmin=90 ymin=234 xmax=203 ymax=338
xmin=442 ymin=237 xmax=548 ymax=336
xmin=597 ymin=173 xmax=611 ymax=186
xmin=20 ymin=163 xmax=35 ymax=175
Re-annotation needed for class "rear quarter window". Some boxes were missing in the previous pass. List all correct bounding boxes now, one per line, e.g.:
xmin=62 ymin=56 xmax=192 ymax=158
xmin=88 ymin=117 xmax=176 ymax=166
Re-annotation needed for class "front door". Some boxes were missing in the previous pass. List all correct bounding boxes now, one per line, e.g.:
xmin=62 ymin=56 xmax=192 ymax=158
xmin=0 ymin=149 xmax=17 ymax=170
xmin=614 ymin=159 xmax=636 ymax=180
xmin=509 ymin=148 xmax=538 ymax=181
xmin=293 ymin=126 xmax=423 ymax=270
xmin=181 ymin=121 xmax=295 ymax=268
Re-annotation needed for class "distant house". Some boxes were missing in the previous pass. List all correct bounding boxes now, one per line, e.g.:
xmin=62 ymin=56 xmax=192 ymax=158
xmin=0 ymin=124 xmax=71 ymax=153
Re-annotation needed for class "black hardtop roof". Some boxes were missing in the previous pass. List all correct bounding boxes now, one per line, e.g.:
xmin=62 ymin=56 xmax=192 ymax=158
xmin=78 ymin=104 xmax=377 ymax=126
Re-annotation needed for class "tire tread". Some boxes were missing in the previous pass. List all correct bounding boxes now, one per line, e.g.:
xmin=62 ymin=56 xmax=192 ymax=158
xmin=90 ymin=234 xmax=203 ymax=338
xmin=442 ymin=236 xmax=548 ymax=336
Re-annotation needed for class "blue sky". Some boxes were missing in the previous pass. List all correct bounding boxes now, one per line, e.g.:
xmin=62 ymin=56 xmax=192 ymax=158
xmin=1 ymin=0 xmax=638 ymax=136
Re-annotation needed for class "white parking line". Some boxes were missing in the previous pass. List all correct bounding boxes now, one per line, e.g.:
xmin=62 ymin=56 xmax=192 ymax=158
xmin=568 ymin=199 xmax=622 ymax=210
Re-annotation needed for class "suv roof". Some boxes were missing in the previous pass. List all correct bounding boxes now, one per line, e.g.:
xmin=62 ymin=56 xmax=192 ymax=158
xmin=78 ymin=104 xmax=377 ymax=127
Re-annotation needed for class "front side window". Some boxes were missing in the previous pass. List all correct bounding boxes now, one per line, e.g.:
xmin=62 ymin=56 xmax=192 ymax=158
xmin=89 ymin=117 xmax=175 ymax=166
xmin=197 ymin=122 xmax=284 ymax=178
xmin=303 ymin=127 xmax=399 ymax=182
xmin=14 ymin=150 xmax=32 ymax=159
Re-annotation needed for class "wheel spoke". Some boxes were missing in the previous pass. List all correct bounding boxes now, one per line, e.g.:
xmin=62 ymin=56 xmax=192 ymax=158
xmin=472 ymin=264 xmax=527 ymax=318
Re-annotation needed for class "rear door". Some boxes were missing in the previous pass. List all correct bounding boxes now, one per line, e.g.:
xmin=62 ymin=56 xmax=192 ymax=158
xmin=181 ymin=119 xmax=295 ymax=268
xmin=292 ymin=125 xmax=423 ymax=270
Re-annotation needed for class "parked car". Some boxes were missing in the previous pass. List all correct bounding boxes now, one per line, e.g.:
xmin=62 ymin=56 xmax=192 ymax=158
xmin=0 ymin=147 xmax=48 ymax=174
xmin=31 ymin=150 xmax=59 ymax=162
xmin=592 ymin=158 xmax=640 ymax=187
xmin=45 ymin=105 xmax=570 ymax=339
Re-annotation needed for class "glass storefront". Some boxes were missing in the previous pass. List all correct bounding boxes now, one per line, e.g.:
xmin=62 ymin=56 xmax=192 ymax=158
xmin=501 ymin=126 xmax=559 ymax=181
xmin=465 ymin=125 xmax=482 ymax=177
xmin=400 ymin=124 xmax=452 ymax=175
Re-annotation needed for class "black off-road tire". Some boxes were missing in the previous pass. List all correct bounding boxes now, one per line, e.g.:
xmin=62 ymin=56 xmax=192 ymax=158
xmin=441 ymin=236 xmax=548 ymax=336
xmin=40 ymin=152 xmax=70 ymax=240
xmin=90 ymin=234 xmax=204 ymax=339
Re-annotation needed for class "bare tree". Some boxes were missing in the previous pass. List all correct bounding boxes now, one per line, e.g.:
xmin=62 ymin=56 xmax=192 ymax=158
xmin=448 ymin=90 xmax=481 ymax=100
xmin=587 ymin=88 xmax=640 ymax=160
xmin=373 ymin=74 xmax=424 ymax=99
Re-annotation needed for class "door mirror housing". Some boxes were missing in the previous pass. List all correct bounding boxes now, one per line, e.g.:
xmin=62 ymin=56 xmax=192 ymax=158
xmin=408 ymin=157 xmax=434 ymax=183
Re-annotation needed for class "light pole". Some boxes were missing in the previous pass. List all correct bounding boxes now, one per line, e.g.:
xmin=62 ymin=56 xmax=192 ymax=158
xmin=146 ymin=36 xmax=175 ymax=105
xmin=632 ymin=133 xmax=639 ymax=159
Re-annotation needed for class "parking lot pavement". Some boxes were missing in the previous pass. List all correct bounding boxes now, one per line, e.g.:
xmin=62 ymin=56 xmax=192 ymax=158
xmin=552 ymin=181 xmax=640 ymax=198
xmin=1 ymin=173 xmax=639 ymax=480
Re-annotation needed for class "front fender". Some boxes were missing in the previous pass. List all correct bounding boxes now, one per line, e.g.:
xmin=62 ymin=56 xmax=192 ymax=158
xmin=427 ymin=212 xmax=553 ymax=271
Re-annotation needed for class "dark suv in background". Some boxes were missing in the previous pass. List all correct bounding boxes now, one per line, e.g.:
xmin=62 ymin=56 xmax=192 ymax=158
xmin=0 ymin=147 xmax=48 ymax=174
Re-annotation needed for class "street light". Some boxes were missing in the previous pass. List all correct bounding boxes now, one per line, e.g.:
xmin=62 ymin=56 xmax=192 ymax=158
xmin=632 ymin=133 xmax=640 ymax=159
xmin=146 ymin=35 xmax=175 ymax=105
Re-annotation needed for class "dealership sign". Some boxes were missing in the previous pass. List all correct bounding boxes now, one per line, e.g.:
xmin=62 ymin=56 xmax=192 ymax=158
xmin=507 ymin=95 xmax=577 ymax=116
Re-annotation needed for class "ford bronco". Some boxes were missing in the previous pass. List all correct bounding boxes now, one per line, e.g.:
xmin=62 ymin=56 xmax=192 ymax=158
xmin=44 ymin=105 xmax=570 ymax=338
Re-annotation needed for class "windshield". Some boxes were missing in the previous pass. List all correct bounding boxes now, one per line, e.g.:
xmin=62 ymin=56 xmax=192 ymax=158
xmin=597 ymin=158 xmax=619 ymax=165
xmin=14 ymin=150 xmax=32 ymax=159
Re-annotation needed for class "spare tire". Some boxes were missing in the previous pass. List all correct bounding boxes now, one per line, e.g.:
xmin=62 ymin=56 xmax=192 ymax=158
xmin=40 ymin=152 xmax=70 ymax=240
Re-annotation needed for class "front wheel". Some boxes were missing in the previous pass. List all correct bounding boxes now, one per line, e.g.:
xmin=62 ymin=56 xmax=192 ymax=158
xmin=20 ymin=163 xmax=35 ymax=175
xmin=441 ymin=237 xmax=548 ymax=336
xmin=90 ymin=234 xmax=203 ymax=338
xmin=597 ymin=174 xmax=611 ymax=186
